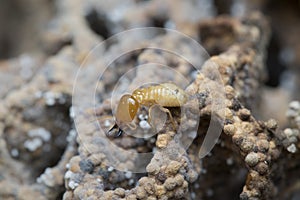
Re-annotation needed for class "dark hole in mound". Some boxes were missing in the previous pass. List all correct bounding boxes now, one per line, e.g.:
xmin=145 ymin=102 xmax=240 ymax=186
xmin=199 ymin=23 xmax=236 ymax=55
xmin=214 ymin=0 xmax=233 ymax=15
xmin=265 ymin=32 xmax=286 ymax=87
xmin=187 ymin=116 xmax=247 ymax=199
xmin=151 ymin=15 xmax=169 ymax=28
xmin=85 ymin=9 xmax=112 ymax=40
xmin=100 ymin=169 xmax=147 ymax=191
xmin=4 ymin=94 xmax=72 ymax=180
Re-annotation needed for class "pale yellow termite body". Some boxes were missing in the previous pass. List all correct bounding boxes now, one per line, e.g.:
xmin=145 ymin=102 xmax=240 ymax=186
xmin=108 ymin=83 xmax=188 ymax=137
xmin=132 ymin=83 xmax=188 ymax=107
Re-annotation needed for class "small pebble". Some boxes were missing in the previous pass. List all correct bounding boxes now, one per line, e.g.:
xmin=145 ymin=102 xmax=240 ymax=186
xmin=24 ymin=138 xmax=43 ymax=152
xmin=226 ymin=157 xmax=233 ymax=165
xmin=238 ymin=108 xmax=251 ymax=121
xmin=28 ymin=128 xmax=51 ymax=142
xmin=265 ymin=119 xmax=278 ymax=130
xmin=155 ymin=185 xmax=166 ymax=197
xmin=128 ymin=179 xmax=135 ymax=185
xmin=114 ymin=188 xmax=125 ymax=197
xmin=289 ymin=101 xmax=300 ymax=110
xmin=35 ymin=91 xmax=43 ymax=98
xmin=284 ymin=128 xmax=294 ymax=138
xmin=225 ymin=85 xmax=235 ymax=99
xmin=68 ymin=180 xmax=79 ymax=189
xmin=245 ymin=152 xmax=259 ymax=167
xmin=240 ymin=138 xmax=253 ymax=152
xmin=104 ymin=120 xmax=111 ymax=127
xmin=136 ymin=187 xmax=147 ymax=199
xmin=257 ymin=139 xmax=269 ymax=152
xmin=256 ymin=162 xmax=268 ymax=175
xmin=44 ymin=91 xmax=57 ymax=106
xmin=224 ymin=124 xmax=235 ymax=135
xmin=107 ymin=166 xmax=114 ymax=172
xmin=66 ymin=163 xmax=70 ymax=169
xmin=79 ymin=159 xmax=94 ymax=173
xmin=138 ymin=114 xmax=148 ymax=120
xmin=11 ymin=148 xmax=19 ymax=157
xmin=69 ymin=106 xmax=75 ymax=118
xmin=125 ymin=171 xmax=133 ymax=179
xmin=166 ymin=161 xmax=182 ymax=175
xmin=146 ymin=163 xmax=160 ymax=174
xmin=164 ymin=177 xmax=177 ymax=190
xmin=139 ymin=120 xmax=151 ymax=129
xmin=65 ymin=170 xmax=74 ymax=179
xmin=287 ymin=144 xmax=297 ymax=153
xmin=156 ymin=134 xmax=170 ymax=148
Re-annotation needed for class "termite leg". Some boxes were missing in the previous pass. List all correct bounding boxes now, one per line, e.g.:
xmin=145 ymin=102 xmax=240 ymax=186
xmin=159 ymin=106 xmax=176 ymax=130
xmin=88 ymin=115 xmax=113 ymax=124
xmin=148 ymin=105 xmax=176 ymax=130
xmin=127 ymin=122 xmax=137 ymax=130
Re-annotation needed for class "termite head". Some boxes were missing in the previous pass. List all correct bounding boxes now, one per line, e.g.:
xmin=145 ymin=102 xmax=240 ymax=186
xmin=106 ymin=94 xmax=139 ymax=137
xmin=116 ymin=94 xmax=140 ymax=123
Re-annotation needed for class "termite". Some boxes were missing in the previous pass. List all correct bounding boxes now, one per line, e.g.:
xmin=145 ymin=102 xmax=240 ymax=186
xmin=107 ymin=83 xmax=188 ymax=137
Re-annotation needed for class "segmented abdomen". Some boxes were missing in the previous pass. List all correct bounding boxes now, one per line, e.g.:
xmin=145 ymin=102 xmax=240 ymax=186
xmin=132 ymin=83 xmax=187 ymax=107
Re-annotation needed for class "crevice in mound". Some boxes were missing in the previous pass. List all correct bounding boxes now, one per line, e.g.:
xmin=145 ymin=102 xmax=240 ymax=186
xmin=85 ymin=9 xmax=113 ymax=40
xmin=187 ymin=115 xmax=247 ymax=199
xmin=3 ymin=94 xmax=72 ymax=180
xmin=100 ymin=169 xmax=147 ymax=191
xmin=199 ymin=21 xmax=236 ymax=55
xmin=150 ymin=15 xmax=169 ymax=28
xmin=265 ymin=32 xmax=286 ymax=87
